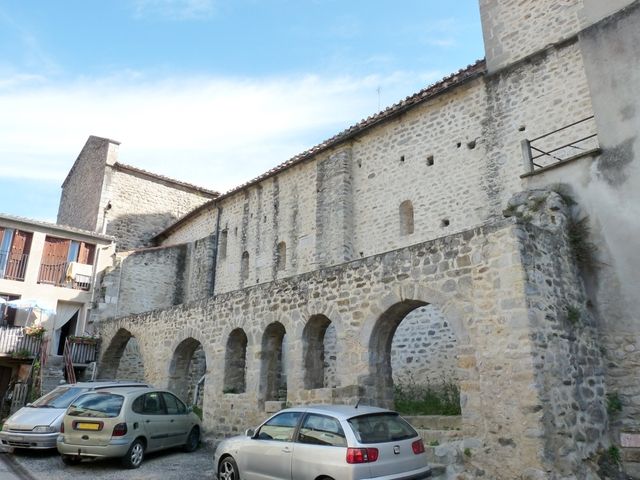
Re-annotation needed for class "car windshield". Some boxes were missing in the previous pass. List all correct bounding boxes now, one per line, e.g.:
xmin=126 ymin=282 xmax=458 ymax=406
xmin=31 ymin=386 xmax=89 ymax=409
xmin=348 ymin=413 xmax=418 ymax=444
xmin=68 ymin=393 xmax=124 ymax=418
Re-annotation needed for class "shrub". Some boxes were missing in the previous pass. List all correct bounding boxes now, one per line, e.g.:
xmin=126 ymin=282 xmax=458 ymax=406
xmin=394 ymin=376 xmax=461 ymax=416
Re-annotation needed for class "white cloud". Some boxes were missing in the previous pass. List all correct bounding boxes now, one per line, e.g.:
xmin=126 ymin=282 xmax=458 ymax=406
xmin=132 ymin=0 xmax=216 ymax=20
xmin=0 ymin=70 xmax=441 ymax=194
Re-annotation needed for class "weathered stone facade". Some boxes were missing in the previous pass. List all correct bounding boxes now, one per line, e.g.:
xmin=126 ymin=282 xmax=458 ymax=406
xmin=58 ymin=1 xmax=640 ymax=478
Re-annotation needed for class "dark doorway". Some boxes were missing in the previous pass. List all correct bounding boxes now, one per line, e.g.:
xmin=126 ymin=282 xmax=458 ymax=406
xmin=57 ymin=312 xmax=78 ymax=355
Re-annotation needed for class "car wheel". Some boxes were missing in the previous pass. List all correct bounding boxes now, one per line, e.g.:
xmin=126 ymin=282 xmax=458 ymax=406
xmin=218 ymin=456 xmax=239 ymax=480
xmin=183 ymin=426 xmax=200 ymax=452
xmin=61 ymin=455 xmax=82 ymax=466
xmin=121 ymin=438 xmax=145 ymax=469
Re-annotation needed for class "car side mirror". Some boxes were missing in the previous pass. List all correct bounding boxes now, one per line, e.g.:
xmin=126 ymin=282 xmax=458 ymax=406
xmin=245 ymin=428 xmax=255 ymax=438
xmin=187 ymin=406 xmax=194 ymax=413
xmin=26 ymin=403 xmax=33 ymax=407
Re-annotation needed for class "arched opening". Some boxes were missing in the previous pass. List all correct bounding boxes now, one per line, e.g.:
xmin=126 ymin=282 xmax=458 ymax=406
xmin=259 ymin=322 xmax=287 ymax=404
xmin=241 ymin=251 xmax=249 ymax=280
xmin=399 ymin=200 xmax=414 ymax=236
xmin=224 ymin=328 xmax=248 ymax=394
xmin=276 ymin=241 xmax=286 ymax=271
xmin=368 ymin=300 xmax=460 ymax=415
xmin=302 ymin=315 xmax=337 ymax=389
xmin=168 ymin=338 xmax=207 ymax=409
xmin=100 ymin=328 xmax=145 ymax=382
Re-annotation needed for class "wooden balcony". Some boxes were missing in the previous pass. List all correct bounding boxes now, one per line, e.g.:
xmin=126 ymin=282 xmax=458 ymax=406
xmin=0 ymin=251 xmax=29 ymax=282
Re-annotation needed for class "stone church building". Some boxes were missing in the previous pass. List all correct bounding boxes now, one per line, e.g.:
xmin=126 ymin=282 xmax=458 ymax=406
xmin=54 ymin=0 xmax=640 ymax=478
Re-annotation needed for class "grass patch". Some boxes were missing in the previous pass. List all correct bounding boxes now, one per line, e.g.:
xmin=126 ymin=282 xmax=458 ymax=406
xmin=607 ymin=392 xmax=622 ymax=415
xmin=567 ymin=216 xmax=597 ymax=269
xmin=566 ymin=305 xmax=581 ymax=325
xmin=191 ymin=405 xmax=203 ymax=420
xmin=394 ymin=377 xmax=461 ymax=416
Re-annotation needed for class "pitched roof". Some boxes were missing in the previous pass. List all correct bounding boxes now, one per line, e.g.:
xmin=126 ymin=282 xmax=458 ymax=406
xmin=0 ymin=213 xmax=115 ymax=242
xmin=114 ymin=162 xmax=219 ymax=197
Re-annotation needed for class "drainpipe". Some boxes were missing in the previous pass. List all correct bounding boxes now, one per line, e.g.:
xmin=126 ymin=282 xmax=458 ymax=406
xmin=210 ymin=205 xmax=222 ymax=297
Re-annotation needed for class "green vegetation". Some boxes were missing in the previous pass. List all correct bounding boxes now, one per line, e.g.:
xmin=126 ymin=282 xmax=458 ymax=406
xmin=394 ymin=376 xmax=461 ymax=416
xmin=566 ymin=305 xmax=581 ymax=325
xmin=464 ymin=448 xmax=472 ymax=457
xmin=607 ymin=445 xmax=621 ymax=465
xmin=606 ymin=392 xmax=622 ymax=415
xmin=429 ymin=440 xmax=439 ymax=446
xmin=191 ymin=405 xmax=203 ymax=420
xmin=567 ymin=216 xmax=597 ymax=269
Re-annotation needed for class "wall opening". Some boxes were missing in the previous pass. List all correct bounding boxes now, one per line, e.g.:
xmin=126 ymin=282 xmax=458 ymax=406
xmin=259 ymin=322 xmax=287 ymax=404
xmin=100 ymin=328 xmax=145 ymax=382
xmin=168 ymin=337 xmax=207 ymax=409
xmin=241 ymin=251 xmax=249 ymax=280
xmin=219 ymin=229 xmax=228 ymax=260
xmin=276 ymin=241 xmax=286 ymax=271
xmin=223 ymin=328 xmax=248 ymax=394
xmin=399 ymin=200 xmax=414 ymax=236
xmin=303 ymin=315 xmax=337 ymax=389
xmin=367 ymin=300 xmax=460 ymax=414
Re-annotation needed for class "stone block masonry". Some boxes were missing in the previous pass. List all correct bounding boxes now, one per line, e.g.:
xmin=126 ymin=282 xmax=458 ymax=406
xmin=96 ymin=196 xmax=605 ymax=477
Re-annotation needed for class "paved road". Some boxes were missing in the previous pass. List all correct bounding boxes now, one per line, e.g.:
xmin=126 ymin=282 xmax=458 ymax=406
xmin=0 ymin=446 xmax=216 ymax=480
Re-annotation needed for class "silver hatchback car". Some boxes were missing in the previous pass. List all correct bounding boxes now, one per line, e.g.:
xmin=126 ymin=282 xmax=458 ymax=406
xmin=56 ymin=387 xmax=201 ymax=468
xmin=213 ymin=404 xmax=431 ymax=480
xmin=0 ymin=381 xmax=148 ymax=450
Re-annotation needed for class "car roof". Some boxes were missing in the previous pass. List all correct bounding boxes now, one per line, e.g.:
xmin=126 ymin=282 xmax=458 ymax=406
xmin=77 ymin=386 xmax=161 ymax=397
xmin=280 ymin=404 xmax=392 ymax=421
xmin=56 ymin=381 xmax=149 ymax=390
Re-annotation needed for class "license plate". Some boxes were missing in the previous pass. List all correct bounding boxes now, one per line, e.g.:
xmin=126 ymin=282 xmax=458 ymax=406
xmin=76 ymin=423 xmax=101 ymax=431
xmin=9 ymin=435 xmax=23 ymax=441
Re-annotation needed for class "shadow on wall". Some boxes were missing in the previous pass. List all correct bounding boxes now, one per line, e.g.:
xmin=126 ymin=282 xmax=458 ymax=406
xmin=107 ymin=212 xmax=182 ymax=252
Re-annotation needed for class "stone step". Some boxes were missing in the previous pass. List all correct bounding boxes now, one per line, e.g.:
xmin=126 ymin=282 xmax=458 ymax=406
xmin=417 ymin=428 xmax=463 ymax=445
xmin=424 ymin=440 xmax=463 ymax=466
xmin=429 ymin=463 xmax=446 ymax=478
xmin=404 ymin=415 xmax=462 ymax=431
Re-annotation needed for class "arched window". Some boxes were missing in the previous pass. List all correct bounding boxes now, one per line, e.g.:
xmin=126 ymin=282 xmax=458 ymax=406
xmin=276 ymin=241 xmax=286 ymax=271
xmin=399 ymin=200 xmax=414 ymax=236
xmin=241 ymin=251 xmax=249 ymax=280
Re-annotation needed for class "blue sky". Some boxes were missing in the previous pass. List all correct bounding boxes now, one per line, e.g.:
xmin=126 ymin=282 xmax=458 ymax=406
xmin=0 ymin=0 xmax=484 ymax=222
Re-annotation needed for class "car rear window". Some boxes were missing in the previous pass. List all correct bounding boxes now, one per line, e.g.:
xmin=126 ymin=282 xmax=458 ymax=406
xmin=67 ymin=393 xmax=124 ymax=418
xmin=32 ymin=387 xmax=89 ymax=409
xmin=347 ymin=413 xmax=418 ymax=444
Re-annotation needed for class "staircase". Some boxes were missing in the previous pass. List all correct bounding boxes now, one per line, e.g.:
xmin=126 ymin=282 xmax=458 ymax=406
xmin=403 ymin=415 xmax=464 ymax=479
xmin=41 ymin=356 xmax=65 ymax=395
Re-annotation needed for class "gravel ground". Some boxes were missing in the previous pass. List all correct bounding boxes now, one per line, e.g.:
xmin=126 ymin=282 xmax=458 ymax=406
xmin=1 ymin=445 xmax=217 ymax=480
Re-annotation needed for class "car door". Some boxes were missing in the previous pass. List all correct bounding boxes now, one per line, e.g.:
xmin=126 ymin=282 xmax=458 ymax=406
xmin=161 ymin=392 xmax=190 ymax=447
xmin=240 ymin=411 xmax=302 ymax=480
xmin=292 ymin=413 xmax=349 ymax=480
xmin=135 ymin=392 xmax=171 ymax=451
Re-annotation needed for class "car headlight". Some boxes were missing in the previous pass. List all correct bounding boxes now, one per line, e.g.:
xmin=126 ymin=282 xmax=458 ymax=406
xmin=1 ymin=423 xmax=10 ymax=431
xmin=32 ymin=426 xmax=56 ymax=433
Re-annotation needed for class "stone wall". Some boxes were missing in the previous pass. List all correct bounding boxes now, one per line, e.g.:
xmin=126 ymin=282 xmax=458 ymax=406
xmin=480 ymin=0 xmax=584 ymax=73
xmin=96 ymin=216 xmax=603 ymax=478
xmin=102 ymin=166 xmax=214 ymax=251
xmin=160 ymin=204 xmax=216 ymax=246
xmin=114 ymin=337 xmax=145 ymax=382
xmin=57 ymin=136 xmax=116 ymax=232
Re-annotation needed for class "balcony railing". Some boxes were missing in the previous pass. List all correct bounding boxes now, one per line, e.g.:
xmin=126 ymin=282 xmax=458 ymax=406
xmin=69 ymin=338 xmax=98 ymax=364
xmin=38 ymin=261 xmax=91 ymax=291
xmin=0 ymin=251 xmax=29 ymax=282
xmin=522 ymin=115 xmax=600 ymax=173
xmin=0 ymin=326 xmax=42 ymax=357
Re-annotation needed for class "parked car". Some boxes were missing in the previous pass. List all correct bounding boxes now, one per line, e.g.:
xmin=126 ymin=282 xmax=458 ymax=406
xmin=56 ymin=386 xmax=201 ymax=468
xmin=213 ymin=404 xmax=431 ymax=480
xmin=0 ymin=381 xmax=148 ymax=449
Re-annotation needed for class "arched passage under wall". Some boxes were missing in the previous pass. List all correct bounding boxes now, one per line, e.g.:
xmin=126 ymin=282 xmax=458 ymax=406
xmin=302 ymin=315 xmax=337 ymax=389
xmin=367 ymin=299 xmax=460 ymax=412
xmin=259 ymin=322 xmax=287 ymax=404
xmin=224 ymin=328 xmax=248 ymax=394
xmin=168 ymin=337 xmax=207 ymax=408
xmin=99 ymin=328 xmax=145 ymax=382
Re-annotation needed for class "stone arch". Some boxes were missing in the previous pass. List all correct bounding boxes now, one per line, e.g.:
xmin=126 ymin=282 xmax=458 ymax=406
xmin=259 ymin=321 xmax=287 ymax=404
xmin=99 ymin=327 xmax=146 ymax=381
xmin=223 ymin=328 xmax=248 ymax=394
xmin=399 ymin=200 xmax=414 ymax=235
xmin=302 ymin=314 xmax=337 ymax=389
xmin=168 ymin=337 xmax=207 ymax=407
xmin=361 ymin=288 xmax=470 ymax=410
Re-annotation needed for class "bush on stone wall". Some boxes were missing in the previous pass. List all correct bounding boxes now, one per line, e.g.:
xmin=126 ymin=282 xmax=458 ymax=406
xmin=394 ymin=375 xmax=461 ymax=416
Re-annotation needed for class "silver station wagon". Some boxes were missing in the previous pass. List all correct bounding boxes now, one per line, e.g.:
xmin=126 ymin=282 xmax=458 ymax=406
xmin=214 ymin=404 xmax=431 ymax=480
xmin=56 ymin=386 xmax=201 ymax=468
xmin=0 ymin=381 xmax=148 ymax=450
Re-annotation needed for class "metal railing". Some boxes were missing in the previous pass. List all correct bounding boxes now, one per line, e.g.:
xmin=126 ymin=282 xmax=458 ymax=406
xmin=0 ymin=251 xmax=29 ymax=281
xmin=69 ymin=339 xmax=98 ymax=364
xmin=0 ymin=326 xmax=42 ymax=357
xmin=37 ymin=261 xmax=91 ymax=291
xmin=522 ymin=116 xmax=599 ymax=173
